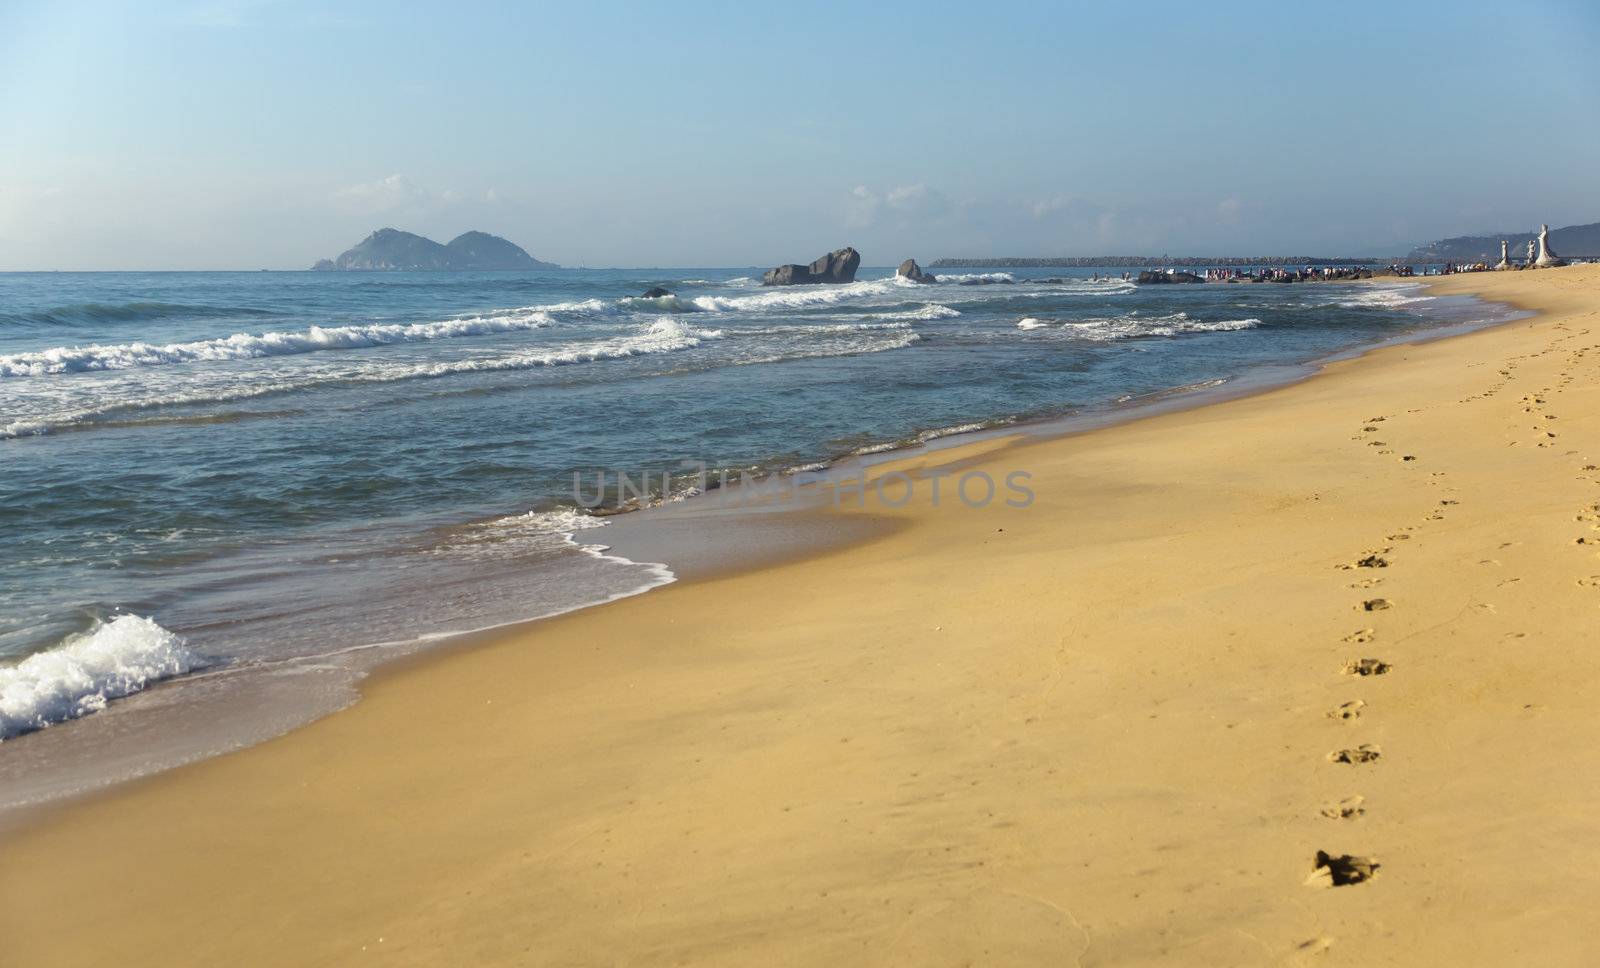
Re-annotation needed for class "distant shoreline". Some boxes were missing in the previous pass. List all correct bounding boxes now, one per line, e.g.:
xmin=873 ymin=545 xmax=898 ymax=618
xmin=929 ymin=256 xmax=1389 ymax=268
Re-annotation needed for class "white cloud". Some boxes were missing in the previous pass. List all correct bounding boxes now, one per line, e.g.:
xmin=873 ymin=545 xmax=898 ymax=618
xmin=847 ymin=183 xmax=949 ymax=229
xmin=1032 ymin=195 xmax=1101 ymax=221
xmin=332 ymin=174 xmax=428 ymax=214
xmin=846 ymin=185 xmax=880 ymax=228
xmin=329 ymin=174 xmax=483 ymax=218
xmin=885 ymin=183 xmax=947 ymax=217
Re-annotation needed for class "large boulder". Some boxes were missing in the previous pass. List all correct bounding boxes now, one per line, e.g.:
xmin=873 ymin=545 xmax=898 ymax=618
xmin=896 ymin=259 xmax=937 ymax=284
xmin=762 ymin=264 xmax=811 ymax=286
xmin=808 ymin=247 xmax=860 ymax=283
xmin=763 ymin=247 xmax=861 ymax=286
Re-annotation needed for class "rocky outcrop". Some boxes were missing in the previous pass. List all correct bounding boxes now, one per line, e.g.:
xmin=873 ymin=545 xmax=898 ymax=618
xmin=762 ymin=247 xmax=861 ymax=286
xmin=1136 ymin=270 xmax=1204 ymax=284
xmin=640 ymin=287 xmax=673 ymax=298
xmin=896 ymin=259 xmax=937 ymax=284
xmin=312 ymin=228 xmax=557 ymax=271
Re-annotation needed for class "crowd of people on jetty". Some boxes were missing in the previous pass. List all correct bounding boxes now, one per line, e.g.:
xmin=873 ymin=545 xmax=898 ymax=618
xmin=1200 ymin=266 xmax=1375 ymax=283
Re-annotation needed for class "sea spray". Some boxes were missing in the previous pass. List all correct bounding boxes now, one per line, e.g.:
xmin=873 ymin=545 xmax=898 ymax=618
xmin=0 ymin=615 xmax=202 ymax=740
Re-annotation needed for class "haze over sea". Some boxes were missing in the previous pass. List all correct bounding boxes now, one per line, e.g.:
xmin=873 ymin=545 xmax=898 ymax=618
xmin=0 ymin=266 xmax=1518 ymax=797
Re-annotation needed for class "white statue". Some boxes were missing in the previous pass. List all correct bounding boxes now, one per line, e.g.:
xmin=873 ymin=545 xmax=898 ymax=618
xmin=1495 ymin=240 xmax=1510 ymax=270
xmin=1533 ymin=223 xmax=1566 ymax=268
xmin=1526 ymin=239 xmax=1537 ymax=267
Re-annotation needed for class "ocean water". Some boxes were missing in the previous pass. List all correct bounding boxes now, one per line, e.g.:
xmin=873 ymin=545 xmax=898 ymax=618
xmin=0 ymin=267 xmax=1513 ymax=784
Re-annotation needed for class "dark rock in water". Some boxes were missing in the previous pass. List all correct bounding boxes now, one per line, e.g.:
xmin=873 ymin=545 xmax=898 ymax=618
xmin=763 ymin=247 xmax=861 ymax=286
xmin=896 ymin=258 xmax=937 ymax=284
xmin=958 ymin=276 xmax=1014 ymax=286
xmin=640 ymin=287 xmax=673 ymax=298
xmin=762 ymin=264 xmax=810 ymax=286
xmin=808 ymin=246 xmax=860 ymax=283
xmin=1135 ymin=270 xmax=1204 ymax=284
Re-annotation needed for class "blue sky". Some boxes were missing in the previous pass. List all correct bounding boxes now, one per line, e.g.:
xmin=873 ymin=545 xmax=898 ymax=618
xmin=1 ymin=0 xmax=1597 ymax=269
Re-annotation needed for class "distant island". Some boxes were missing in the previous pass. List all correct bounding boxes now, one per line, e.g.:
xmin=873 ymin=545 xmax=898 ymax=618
xmin=1404 ymin=220 xmax=1600 ymax=263
xmin=312 ymin=229 xmax=558 ymax=271
xmin=928 ymin=256 xmax=1380 ymax=268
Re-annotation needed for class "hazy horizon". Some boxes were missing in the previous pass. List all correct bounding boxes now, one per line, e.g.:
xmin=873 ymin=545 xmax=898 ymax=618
xmin=3 ymin=0 xmax=1597 ymax=271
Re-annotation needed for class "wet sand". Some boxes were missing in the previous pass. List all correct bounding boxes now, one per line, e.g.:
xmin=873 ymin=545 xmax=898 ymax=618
xmin=3 ymin=265 xmax=1599 ymax=966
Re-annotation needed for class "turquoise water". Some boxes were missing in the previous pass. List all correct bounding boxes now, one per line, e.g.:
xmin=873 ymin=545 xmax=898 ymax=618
xmin=0 ymin=267 xmax=1509 ymax=744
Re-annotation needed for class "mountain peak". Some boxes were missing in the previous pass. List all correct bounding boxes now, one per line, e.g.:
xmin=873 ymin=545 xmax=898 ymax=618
xmin=312 ymin=229 xmax=558 ymax=271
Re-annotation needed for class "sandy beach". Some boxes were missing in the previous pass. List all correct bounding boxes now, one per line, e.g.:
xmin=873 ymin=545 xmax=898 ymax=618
xmin=3 ymin=265 xmax=1598 ymax=966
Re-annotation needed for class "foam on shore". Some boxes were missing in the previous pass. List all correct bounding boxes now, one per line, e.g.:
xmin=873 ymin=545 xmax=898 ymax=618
xmin=0 ymin=615 xmax=202 ymax=740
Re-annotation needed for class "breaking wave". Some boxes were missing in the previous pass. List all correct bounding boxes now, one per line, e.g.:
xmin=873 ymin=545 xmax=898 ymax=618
xmin=1 ymin=320 xmax=723 ymax=438
xmin=0 ymin=615 xmax=203 ymax=740
xmin=1048 ymin=312 xmax=1261 ymax=341
xmin=0 ymin=311 xmax=563 ymax=377
xmin=1336 ymin=286 xmax=1435 ymax=309
xmin=935 ymin=272 xmax=1017 ymax=284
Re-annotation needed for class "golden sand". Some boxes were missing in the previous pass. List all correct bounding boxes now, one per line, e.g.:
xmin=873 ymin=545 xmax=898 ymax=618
xmin=4 ymin=266 xmax=1599 ymax=966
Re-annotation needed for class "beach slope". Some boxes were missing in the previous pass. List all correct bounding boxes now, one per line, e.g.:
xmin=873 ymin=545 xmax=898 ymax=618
xmin=3 ymin=267 xmax=1599 ymax=967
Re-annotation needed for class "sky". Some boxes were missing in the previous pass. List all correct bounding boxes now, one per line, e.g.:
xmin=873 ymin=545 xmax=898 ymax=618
xmin=1 ymin=0 xmax=1597 ymax=270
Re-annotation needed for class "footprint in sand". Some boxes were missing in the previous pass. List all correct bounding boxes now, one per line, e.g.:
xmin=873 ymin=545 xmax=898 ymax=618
xmin=1305 ymin=851 xmax=1379 ymax=887
xmin=1342 ymin=657 xmax=1391 ymax=676
xmin=1342 ymin=629 xmax=1375 ymax=645
xmin=1328 ymin=745 xmax=1382 ymax=765
xmin=1327 ymin=700 xmax=1366 ymax=722
xmin=1320 ymin=796 xmax=1366 ymax=820
xmin=1360 ymin=598 xmax=1392 ymax=612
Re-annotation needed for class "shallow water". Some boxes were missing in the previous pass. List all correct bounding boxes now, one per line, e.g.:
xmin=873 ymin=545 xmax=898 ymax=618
xmin=0 ymin=266 xmax=1515 ymax=778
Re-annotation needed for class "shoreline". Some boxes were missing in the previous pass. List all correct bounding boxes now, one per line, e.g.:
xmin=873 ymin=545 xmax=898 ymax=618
xmin=0 ymin=278 xmax=1513 ymax=818
xmin=7 ymin=267 xmax=1600 ymax=964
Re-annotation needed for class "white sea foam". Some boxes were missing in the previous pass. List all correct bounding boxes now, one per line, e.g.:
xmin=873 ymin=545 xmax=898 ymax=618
xmin=0 ymin=311 xmax=560 ymax=377
xmin=480 ymin=507 xmax=609 ymax=536
xmin=916 ymin=421 xmax=999 ymax=442
xmin=1 ymin=320 xmax=723 ymax=439
xmin=0 ymin=615 xmax=202 ymax=740
xmin=1017 ymin=317 xmax=1049 ymax=329
xmin=875 ymin=303 xmax=960 ymax=321
xmin=1336 ymin=286 xmax=1435 ymax=309
xmin=935 ymin=272 xmax=1017 ymax=284
xmin=618 ymin=293 xmax=699 ymax=313
xmin=722 ymin=328 xmax=922 ymax=367
xmin=688 ymin=278 xmax=906 ymax=312
xmin=1057 ymin=313 xmax=1261 ymax=341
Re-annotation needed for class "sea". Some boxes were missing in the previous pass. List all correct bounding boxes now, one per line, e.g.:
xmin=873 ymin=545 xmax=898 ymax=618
xmin=0 ymin=265 xmax=1520 ymax=806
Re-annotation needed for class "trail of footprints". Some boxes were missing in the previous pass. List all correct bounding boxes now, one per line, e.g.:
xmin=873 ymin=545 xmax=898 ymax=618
xmin=1306 ymin=331 xmax=1600 ymax=910
xmin=1307 ymin=412 xmax=1432 ymax=893
xmin=1311 ymin=411 xmax=1470 ymax=892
